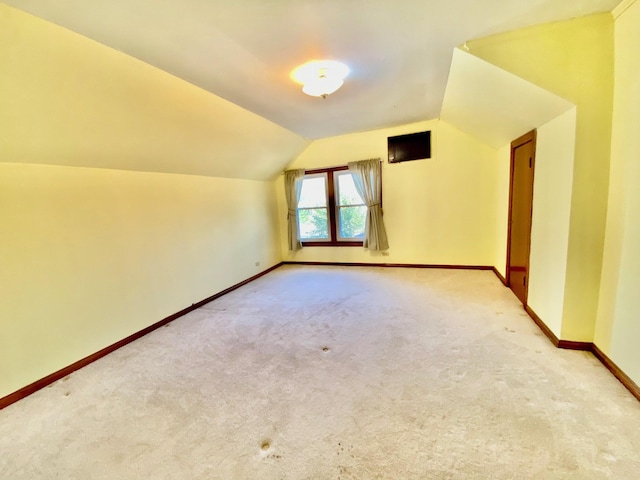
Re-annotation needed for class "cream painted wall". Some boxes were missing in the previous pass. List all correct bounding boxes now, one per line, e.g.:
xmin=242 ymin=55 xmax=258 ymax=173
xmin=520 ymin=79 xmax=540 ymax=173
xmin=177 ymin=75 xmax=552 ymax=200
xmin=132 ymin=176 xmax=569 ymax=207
xmin=493 ymin=144 xmax=510 ymax=279
xmin=468 ymin=14 xmax=614 ymax=341
xmin=276 ymin=120 xmax=499 ymax=266
xmin=596 ymin=0 xmax=640 ymax=385
xmin=527 ymin=109 xmax=577 ymax=337
xmin=0 ymin=163 xmax=281 ymax=399
xmin=0 ymin=3 xmax=308 ymax=180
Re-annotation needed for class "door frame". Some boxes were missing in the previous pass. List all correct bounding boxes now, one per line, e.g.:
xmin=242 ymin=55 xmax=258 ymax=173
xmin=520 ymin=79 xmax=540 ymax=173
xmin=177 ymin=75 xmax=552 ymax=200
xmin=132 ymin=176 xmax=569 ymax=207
xmin=505 ymin=129 xmax=537 ymax=305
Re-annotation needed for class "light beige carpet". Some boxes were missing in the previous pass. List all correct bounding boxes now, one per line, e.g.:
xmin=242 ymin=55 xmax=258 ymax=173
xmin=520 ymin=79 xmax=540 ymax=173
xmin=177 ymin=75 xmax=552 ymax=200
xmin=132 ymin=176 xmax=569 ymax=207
xmin=1 ymin=265 xmax=639 ymax=479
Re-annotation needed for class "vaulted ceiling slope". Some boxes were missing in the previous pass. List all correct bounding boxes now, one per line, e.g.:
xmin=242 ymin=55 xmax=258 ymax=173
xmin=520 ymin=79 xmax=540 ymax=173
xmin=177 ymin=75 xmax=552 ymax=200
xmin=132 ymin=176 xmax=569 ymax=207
xmin=441 ymin=49 xmax=575 ymax=149
xmin=4 ymin=0 xmax=621 ymax=141
xmin=0 ymin=4 xmax=309 ymax=181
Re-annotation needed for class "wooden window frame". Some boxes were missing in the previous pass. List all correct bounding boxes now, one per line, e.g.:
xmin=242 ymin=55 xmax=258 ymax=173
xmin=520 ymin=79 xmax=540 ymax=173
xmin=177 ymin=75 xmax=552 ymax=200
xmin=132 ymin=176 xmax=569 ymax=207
xmin=300 ymin=166 xmax=364 ymax=247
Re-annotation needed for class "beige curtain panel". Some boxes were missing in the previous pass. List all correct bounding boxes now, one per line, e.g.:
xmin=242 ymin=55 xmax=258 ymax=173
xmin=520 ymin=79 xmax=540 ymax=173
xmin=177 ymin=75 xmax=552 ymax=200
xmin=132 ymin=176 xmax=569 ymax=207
xmin=347 ymin=159 xmax=389 ymax=251
xmin=284 ymin=169 xmax=306 ymax=251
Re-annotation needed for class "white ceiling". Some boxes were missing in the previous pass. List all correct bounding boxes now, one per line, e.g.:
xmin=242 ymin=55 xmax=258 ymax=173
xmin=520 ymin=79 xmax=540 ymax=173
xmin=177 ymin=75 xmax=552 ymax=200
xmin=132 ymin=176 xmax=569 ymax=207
xmin=4 ymin=0 xmax=621 ymax=140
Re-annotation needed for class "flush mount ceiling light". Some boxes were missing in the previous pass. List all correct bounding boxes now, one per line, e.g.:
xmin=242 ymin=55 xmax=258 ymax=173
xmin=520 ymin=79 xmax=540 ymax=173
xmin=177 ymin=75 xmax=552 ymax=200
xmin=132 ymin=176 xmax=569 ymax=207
xmin=291 ymin=60 xmax=350 ymax=98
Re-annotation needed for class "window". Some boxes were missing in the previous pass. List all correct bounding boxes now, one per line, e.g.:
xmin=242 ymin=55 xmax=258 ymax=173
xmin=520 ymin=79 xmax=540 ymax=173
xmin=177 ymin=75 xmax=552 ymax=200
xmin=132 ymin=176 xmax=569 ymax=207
xmin=297 ymin=166 xmax=367 ymax=246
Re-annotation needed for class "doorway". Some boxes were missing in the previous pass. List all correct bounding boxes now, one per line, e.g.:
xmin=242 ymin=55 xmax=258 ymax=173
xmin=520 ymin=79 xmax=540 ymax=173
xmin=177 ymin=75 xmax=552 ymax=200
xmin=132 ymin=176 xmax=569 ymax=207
xmin=507 ymin=130 xmax=536 ymax=305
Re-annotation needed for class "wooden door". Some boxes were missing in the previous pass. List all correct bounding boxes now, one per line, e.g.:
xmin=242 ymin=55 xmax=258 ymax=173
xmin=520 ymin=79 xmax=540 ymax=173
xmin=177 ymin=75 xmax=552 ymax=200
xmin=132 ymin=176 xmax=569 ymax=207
xmin=507 ymin=130 xmax=536 ymax=305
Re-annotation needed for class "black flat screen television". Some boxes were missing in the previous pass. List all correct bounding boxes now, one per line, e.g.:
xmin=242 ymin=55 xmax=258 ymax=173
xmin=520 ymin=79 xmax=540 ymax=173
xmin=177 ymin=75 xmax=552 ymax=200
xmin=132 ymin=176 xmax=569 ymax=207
xmin=388 ymin=131 xmax=431 ymax=163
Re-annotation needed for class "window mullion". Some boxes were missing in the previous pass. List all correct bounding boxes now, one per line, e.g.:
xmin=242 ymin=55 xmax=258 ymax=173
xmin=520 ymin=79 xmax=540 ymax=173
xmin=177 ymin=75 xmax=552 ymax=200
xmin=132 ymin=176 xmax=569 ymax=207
xmin=327 ymin=171 xmax=338 ymax=242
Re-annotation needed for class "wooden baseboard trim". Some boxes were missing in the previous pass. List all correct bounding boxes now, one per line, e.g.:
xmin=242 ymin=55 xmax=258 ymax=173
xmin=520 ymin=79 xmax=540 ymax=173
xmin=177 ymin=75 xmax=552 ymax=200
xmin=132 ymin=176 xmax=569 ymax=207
xmin=524 ymin=305 xmax=560 ymax=347
xmin=282 ymin=261 xmax=493 ymax=270
xmin=524 ymin=306 xmax=591 ymax=351
xmin=492 ymin=267 xmax=508 ymax=286
xmin=0 ymin=262 xmax=284 ymax=411
xmin=5 ymin=261 xmax=638 ymax=407
xmin=557 ymin=340 xmax=593 ymax=351
xmin=592 ymin=344 xmax=640 ymax=402
xmin=523 ymin=305 xmax=639 ymax=402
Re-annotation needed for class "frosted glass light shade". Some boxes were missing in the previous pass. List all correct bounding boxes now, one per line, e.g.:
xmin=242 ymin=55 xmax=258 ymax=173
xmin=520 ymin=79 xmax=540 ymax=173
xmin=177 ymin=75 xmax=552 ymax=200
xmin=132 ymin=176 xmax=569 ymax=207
xmin=291 ymin=60 xmax=349 ymax=98
xmin=302 ymin=77 xmax=344 ymax=97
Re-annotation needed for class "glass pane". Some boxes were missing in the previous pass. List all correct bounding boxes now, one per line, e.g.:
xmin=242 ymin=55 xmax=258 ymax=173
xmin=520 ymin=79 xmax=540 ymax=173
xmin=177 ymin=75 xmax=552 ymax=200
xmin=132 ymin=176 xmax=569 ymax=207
xmin=336 ymin=172 xmax=364 ymax=206
xmin=338 ymin=206 xmax=366 ymax=239
xmin=298 ymin=208 xmax=329 ymax=239
xmin=298 ymin=176 xmax=327 ymax=208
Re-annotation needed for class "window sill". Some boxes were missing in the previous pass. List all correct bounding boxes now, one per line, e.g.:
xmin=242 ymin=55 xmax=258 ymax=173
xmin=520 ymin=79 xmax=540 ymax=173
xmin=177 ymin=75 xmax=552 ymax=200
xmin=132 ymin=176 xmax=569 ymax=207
xmin=302 ymin=241 xmax=364 ymax=247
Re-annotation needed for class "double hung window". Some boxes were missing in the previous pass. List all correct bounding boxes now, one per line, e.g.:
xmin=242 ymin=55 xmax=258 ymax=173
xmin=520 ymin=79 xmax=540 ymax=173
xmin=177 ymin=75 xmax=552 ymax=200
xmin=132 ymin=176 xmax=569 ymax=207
xmin=297 ymin=166 xmax=367 ymax=246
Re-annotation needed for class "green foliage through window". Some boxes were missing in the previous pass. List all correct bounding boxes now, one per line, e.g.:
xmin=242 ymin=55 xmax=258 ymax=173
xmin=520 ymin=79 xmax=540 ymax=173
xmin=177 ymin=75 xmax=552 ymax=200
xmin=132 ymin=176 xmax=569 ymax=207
xmin=298 ymin=208 xmax=329 ymax=239
xmin=339 ymin=206 xmax=366 ymax=239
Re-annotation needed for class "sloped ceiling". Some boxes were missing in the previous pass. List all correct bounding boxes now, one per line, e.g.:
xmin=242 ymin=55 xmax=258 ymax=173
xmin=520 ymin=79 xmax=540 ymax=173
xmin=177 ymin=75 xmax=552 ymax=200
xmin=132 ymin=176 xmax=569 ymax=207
xmin=1 ymin=1 xmax=622 ymax=180
xmin=3 ymin=0 xmax=621 ymax=141
xmin=0 ymin=4 xmax=309 ymax=180
xmin=441 ymin=49 xmax=575 ymax=149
